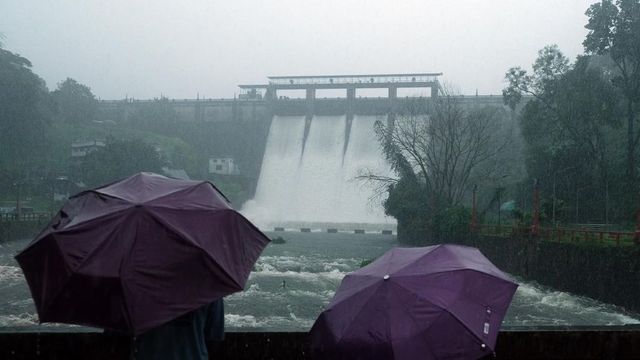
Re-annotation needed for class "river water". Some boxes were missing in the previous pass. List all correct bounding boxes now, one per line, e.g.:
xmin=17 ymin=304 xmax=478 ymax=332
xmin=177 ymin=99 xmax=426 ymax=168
xmin=1 ymin=233 xmax=638 ymax=331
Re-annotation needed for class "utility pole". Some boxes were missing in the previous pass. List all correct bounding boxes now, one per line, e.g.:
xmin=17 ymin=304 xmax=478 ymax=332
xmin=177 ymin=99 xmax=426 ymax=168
xmin=635 ymin=190 xmax=640 ymax=245
xmin=497 ymin=187 xmax=504 ymax=228
xmin=14 ymin=181 xmax=22 ymax=220
xmin=552 ymin=172 xmax=557 ymax=226
xmin=470 ymin=185 xmax=478 ymax=233
xmin=531 ymin=179 xmax=540 ymax=236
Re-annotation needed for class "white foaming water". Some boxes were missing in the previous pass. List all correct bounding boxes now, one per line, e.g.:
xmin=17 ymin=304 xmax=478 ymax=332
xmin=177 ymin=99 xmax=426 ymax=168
xmin=251 ymin=262 xmax=346 ymax=282
xmin=224 ymin=313 xmax=314 ymax=330
xmin=338 ymin=116 xmax=395 ymax=224
xmin=0 ymin=313 xmax=39 ymax=327
xmin=242 ymin=115 xmax=306 ymax=226
xmin=293 ymin=115 xmax=349 ymax=222
xmin=0 ymin=265 xmax=24 ymax=285
xmin=510 ymin=280 xmax=640 ymax=326
xmin=241 ymin=115 xmax=396 ymax=228
xmin=2 ymin=234 xmax=638 ymax=331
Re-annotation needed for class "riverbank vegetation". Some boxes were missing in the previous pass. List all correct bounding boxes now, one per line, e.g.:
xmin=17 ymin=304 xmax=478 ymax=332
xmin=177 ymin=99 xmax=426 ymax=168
xmin=0 ymin=43 xmax=253 ymax=208
xmin=371 ymin=0 xmax=640 ymax=244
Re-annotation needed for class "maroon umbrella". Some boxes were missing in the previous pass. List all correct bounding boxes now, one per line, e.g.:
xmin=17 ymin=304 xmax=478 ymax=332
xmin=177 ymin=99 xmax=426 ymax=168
xmin=310 ymin=244 xmax=518 ymax=360
xmin=15 ymin=172 xmax=270 ymax=335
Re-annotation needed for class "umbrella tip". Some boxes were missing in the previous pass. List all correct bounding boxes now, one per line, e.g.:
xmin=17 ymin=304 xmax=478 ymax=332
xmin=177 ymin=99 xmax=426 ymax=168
xmin=383 ymin=274 xmax=390 ymax=280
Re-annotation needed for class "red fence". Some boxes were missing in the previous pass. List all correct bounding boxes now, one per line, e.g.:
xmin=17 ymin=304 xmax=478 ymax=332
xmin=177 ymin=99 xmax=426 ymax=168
xmin=478 ymin=224 xmax=638 ymax=246
xmin=0 ymin=212 xmax=52 ymax=222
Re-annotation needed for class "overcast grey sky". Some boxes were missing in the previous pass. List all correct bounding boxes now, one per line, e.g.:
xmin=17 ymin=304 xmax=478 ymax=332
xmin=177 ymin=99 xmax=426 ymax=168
xmin=1 ymin=0 xmax=598 ymax=99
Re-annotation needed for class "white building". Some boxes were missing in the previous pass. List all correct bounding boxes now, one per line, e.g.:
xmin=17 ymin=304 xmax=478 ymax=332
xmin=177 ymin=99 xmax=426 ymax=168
xmin=71 ymin=140 xmax=105 ymax=158
xmin=208 ymin=157 xmax=240 ymax=175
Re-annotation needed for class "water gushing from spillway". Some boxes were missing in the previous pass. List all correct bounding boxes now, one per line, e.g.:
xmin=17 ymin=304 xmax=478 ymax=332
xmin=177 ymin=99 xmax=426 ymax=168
xmin=241 ymin=115 xmax=396 ymax=229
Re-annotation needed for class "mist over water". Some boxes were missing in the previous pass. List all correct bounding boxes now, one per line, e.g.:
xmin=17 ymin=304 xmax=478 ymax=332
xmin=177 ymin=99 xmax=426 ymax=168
xmin=242 ymin=115 xmax=395 ymax=229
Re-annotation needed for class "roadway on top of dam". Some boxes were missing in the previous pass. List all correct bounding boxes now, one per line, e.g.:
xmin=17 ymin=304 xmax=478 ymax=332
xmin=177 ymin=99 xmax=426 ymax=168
xmin=96 ymin=94 xmax=514 ymax=123
xmin=98 ymin=94 xmax=509 ymax=107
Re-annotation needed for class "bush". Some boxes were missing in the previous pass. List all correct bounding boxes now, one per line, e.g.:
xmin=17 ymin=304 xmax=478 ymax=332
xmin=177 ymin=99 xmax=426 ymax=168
xmin=271 ymin=236 xmax=286 ymax=244
xmin=432 ymin=205 xmax=472 ymax=241
xmin=360 ymin=258 xmax=374 ymax=268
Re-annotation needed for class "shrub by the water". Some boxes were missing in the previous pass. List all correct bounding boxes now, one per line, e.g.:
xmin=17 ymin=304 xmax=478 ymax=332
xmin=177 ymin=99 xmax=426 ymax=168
xmin=360 ymin=258 xmax=374 ymax=268
xmin=432 ymin=205 xmax=472 ymax=242
xmin=271 ymin=236 xmax=286 ymax=244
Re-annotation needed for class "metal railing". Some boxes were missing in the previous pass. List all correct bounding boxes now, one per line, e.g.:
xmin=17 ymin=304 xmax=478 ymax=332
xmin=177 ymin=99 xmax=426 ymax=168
xmin=0 ymin=212 xmax=52 ymax=223
xmin=267 ymin=73 xmax=441 ymax=86
xmin=478 ymin=224 xmax=638 ymax=246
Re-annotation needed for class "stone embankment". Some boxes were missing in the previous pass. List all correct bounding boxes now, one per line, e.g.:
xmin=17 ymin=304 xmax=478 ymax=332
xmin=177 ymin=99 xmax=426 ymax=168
xmin=1 ymin=329 xmax=639 ymax=359
xmin=466 ymin=235 xmax=640 ymax=314
xmin=0 ymin=220 xmax=49 ymax=244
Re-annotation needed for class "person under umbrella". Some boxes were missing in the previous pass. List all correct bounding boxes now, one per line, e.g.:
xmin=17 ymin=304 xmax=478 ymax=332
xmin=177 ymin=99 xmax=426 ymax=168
xmin=131 ymin=297 xmax=224 ymax=360
xmin=310 ymin=244 xmax=518 ymax=360
xmin=16 ymin=172 xmax=271 ymax=359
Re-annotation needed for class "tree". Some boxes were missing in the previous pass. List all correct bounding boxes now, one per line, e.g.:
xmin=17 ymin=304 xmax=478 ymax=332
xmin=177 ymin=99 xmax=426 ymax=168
xmin=378 ymin=94 xmax=510 ymax=208
xmin=78 ymin=137 xmax=165 ymax=188
xmin=504 ymin=46 xmax=622 ymax=223
xmin=584 ymin=0 xmax=640 ymax=186
xmin=0 ymin=44 xmax=53 ymax=183
xmin=503 ymin=45 xmax=571 ymax=112
xmin=366 ymin=91 xmax=513 ymax=241
xmin=51 ymin=78 xmax=98 ymax=125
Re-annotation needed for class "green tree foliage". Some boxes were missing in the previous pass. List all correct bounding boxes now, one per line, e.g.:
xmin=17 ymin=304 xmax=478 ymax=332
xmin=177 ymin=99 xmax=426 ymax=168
xmin=432 ymin=205 xmax=472 ymax=240
xmin=503 ymin=45 xmax=570 ymax=111
xmin=125 ymin=98 xmax=208 ymax=176
xmin=124 ymin=98 xmax=270 ymax=181
xmin=504 ymin=46 xmax=624 ymax=223
xmin=78 ymin=137 xmax=165 ymax=188
xmin=51 ymin=78 xmax=98 ymax=125
xmin=584 ymin=0 xmax=640 ymax=185
xmin=0 ymin=44 xmax=53 ymax=183
xmin=126 ymin=98 xmax=211 ymax=176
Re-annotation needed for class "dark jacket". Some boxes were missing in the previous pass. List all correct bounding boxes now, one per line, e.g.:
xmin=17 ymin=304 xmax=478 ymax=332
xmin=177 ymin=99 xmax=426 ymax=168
xmin=132 ymin=299 xmax=224 ymax=360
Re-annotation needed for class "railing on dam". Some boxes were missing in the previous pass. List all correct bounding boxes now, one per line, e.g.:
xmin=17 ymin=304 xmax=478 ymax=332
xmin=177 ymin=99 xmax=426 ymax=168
xmin=97 ymin=94 xmax=516 ymax=124
xmin=0 ymin=212 xmax=52 ymax=223
xmin=266 ymin=73 xmax=441 ymax=87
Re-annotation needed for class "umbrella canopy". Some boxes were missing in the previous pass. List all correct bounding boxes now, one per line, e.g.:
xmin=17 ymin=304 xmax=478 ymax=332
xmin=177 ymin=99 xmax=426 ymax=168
xmin=310 ymin=244 xmax=518 ymax=360
xmin=16 ymin=172 xmax=270 ymax=335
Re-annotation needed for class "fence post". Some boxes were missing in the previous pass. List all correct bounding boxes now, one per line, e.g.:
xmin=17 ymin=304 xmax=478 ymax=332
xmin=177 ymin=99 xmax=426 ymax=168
xmin=470 ymin=185 xmax=478 ymax=233
xmin=531 ymin=179 xmax=540 ymax=236
xmin=635 ymin=191 xmax=640 ymax=245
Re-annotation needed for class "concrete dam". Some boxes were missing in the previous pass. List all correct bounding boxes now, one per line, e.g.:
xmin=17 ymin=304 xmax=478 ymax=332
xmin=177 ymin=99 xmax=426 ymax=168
xmin=98 ymin=73 xmax=507 ymax=230
xmin=241 ymin=114 xmax=394 ymax=230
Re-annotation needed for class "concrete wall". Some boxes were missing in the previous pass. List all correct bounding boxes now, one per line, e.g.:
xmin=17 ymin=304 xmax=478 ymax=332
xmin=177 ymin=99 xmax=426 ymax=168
xmin=402 ymin=224 xmax=640 ymax=315
xmin=98 ymin=95 xmax=510 ymax=122
xmin=0 ymin=220 xmax=49 ymax=243
xmin=98 ymin=99 xmax=266 ymax=123
xmin=1 ymin=330 xmax=639 ymax=359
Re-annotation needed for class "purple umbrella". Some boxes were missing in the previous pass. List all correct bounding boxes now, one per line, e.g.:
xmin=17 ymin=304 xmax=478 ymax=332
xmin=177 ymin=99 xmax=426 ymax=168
xmin=310 ymin=244 xmax=518 ymax=360
xmin=15 ymin=172 xmax=270 ymax=335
